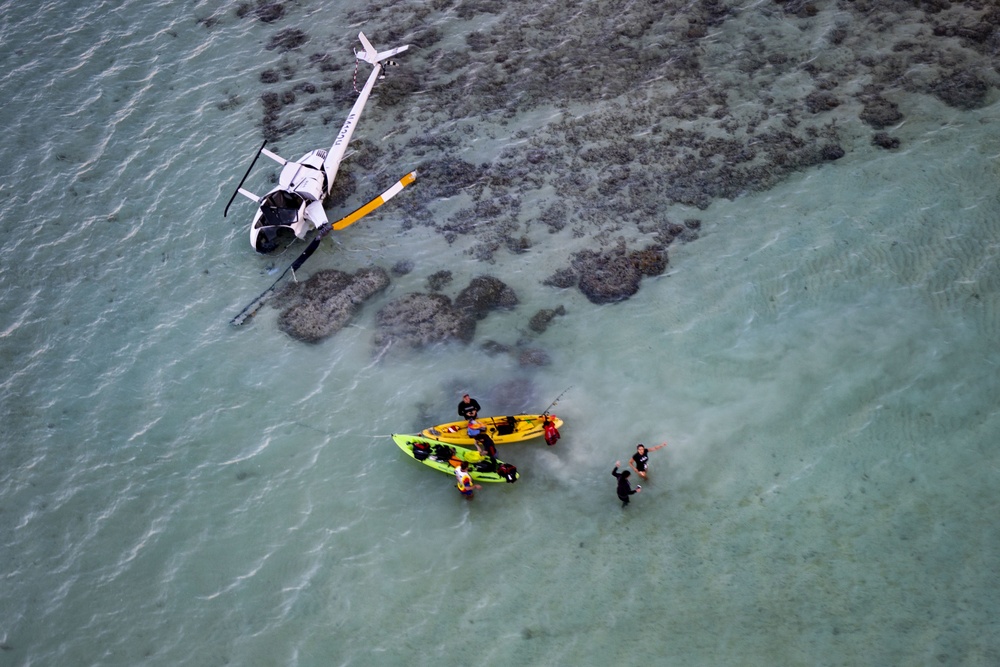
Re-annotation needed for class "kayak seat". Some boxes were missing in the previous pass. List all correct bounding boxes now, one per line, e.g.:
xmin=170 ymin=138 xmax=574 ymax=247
xmin=432 ymin=444 xmax=455 ymax=461
xmin=495 ymin=417 xmax=516 ymax=436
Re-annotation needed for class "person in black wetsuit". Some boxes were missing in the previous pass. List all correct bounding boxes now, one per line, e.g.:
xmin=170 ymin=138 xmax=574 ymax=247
xmin=457 ymin=394 xmax=481 ymax=419
xmin=629 ymin=441 xmax=668 ymax=480
xmin=474 ymin=432 xmax=498 ymax=472
xmin=612 ymin=461 xmax=640 ymax=507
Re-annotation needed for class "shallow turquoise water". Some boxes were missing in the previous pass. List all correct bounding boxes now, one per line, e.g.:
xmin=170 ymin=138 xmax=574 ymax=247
xmin=1 ymin=1 xmax=998 ymax=666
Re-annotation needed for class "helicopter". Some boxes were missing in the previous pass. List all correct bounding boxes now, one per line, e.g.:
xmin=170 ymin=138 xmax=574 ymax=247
xmin=224 ymin=32 xmax=410 ymax=253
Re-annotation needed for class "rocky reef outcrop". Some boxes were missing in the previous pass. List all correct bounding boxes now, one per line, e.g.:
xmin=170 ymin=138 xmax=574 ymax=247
xmin=373 ymin=292 xmax=477 ymax=351
xmin=372 ymin=275 xmax=521 ymax=351
xmin=277 ymin=267 xmax=390 ymax=343
xmin=544 ymin=240 xmax=669 ymax=305
xmin=455 ymin=275 xmax=519 ymax=319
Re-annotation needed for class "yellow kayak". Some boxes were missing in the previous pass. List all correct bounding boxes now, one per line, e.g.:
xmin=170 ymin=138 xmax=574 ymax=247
xmin=421 ymin=414 xmax=563 ymax=446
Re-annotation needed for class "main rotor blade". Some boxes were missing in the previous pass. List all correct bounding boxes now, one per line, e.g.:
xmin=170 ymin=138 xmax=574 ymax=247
xmin=224 ymin=140 xmax=267 ymax=218
xmin=229 ymin=264 xmax=292 ymax=326
xmin=291 ymin=233 xmax=327 ymax=272
xmin=332 ymin=170 xmax=416 ymax=230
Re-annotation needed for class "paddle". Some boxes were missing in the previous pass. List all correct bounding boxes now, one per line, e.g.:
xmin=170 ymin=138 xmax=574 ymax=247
xmin=229 ymin=170 xmax=417 ymax=326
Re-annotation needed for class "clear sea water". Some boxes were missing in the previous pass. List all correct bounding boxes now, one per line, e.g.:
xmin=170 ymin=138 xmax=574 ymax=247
xmin=1 ymin=1 xmax=998 ymax=666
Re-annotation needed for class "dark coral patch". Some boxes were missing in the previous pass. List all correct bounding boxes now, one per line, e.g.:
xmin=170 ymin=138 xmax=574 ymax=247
xmin=570 ymin=242 xmax=668 ymax=305
xmin=455 ymin=276 xmax=519 ymax=320
xmin=859 ymin=96 xmax=904 ymax=129
xmin=278 ymin=268 xmax=390 ymax=344
xmin=374 ymin=293 xmax=477 ymax=350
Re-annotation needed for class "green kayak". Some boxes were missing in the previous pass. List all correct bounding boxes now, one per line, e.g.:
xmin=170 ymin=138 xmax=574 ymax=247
xmin=392 ymin=434 xmax=519 ymax=483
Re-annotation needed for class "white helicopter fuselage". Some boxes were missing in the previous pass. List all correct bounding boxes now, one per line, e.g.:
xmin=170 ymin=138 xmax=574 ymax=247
xmin=247 ymin=149 xmax=331 ymax=251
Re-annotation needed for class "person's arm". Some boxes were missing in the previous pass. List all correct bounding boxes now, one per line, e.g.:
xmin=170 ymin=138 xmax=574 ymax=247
xmin=650 ymin=441 xmax=668 ymax=453
xmin=629 ymin=456 xmax=639 ymax=473
xmin=612 ymin=461 xmax=621 ymax=478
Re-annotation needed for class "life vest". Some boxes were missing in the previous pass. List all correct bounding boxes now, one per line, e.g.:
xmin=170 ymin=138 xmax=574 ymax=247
xmin=467 ymin=420 xmax=484 ymax=437
xmin=544 ymin=419 xmax=560 ymax=446
xmin=456 ymin=468 xmax=473 ymax=492
xmin=497 ymin=462 xmax=518 ymax=483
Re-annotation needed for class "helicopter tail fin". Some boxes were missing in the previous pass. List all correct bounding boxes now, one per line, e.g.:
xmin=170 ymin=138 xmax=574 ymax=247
xmin=355 ymin=32 xmax=409 ymax=65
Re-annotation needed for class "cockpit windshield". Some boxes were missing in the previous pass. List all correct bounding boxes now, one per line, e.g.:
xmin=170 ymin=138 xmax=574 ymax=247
xmin=260 ymin=191 xmax=303 ymax=227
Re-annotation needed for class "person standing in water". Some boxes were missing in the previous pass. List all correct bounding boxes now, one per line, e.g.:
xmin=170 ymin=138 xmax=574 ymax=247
xmin=455 ymin=461 xmax=482 ymax=500
xmin=629 ymin=442 xmax=668 ymax=480
xmin=457 ymin=394 xmax=481 ymax=419
xmin=612 ymin=461 xmax=640 ymax=507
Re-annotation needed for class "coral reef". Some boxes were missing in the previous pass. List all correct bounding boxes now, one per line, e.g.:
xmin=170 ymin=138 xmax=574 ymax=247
xmin=238 ymin=0 xmax=1000 ymax=334
xmin=552 ymin=240 xmax=668 ymax=305
xmin=517 ymin=347 xmax=551 ymax=367
xmin=528 ymin=305 xmax=566 ymax=334
xmin=373 ymin=292 xmax=477 ymax=350
xmin=237 ymin=1 xmax=285 ymax=23
xmin=872 ymin=132 xmax=901 ymax=150
xmin=454 ymin=275 xmax=519 ymax=319
xmin=426 ymin=270 xmax=453 ymax=292
xmin=277 ymin=267 xmax=390 ymax=343
xmin=860 ymin=95 xmax=904 ymax=129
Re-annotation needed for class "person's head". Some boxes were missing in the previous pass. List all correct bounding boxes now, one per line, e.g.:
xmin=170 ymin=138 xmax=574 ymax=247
xmin=462 ymin=394 xmax=471 ymax=402
xmin=460 ymin=461 xmax=469 ymax=471
xmin=474 ymin=433 xmax=485 ymax=443
xmin=620 ymin=469 xmax=631 ymax=479
xmin=636 ymin=444 xmax=646 ymax=455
